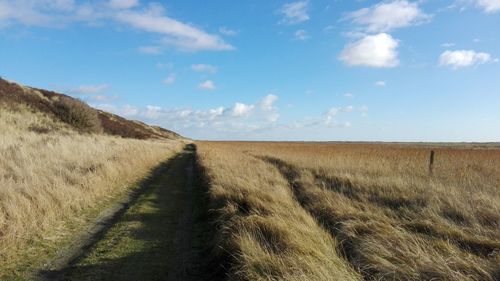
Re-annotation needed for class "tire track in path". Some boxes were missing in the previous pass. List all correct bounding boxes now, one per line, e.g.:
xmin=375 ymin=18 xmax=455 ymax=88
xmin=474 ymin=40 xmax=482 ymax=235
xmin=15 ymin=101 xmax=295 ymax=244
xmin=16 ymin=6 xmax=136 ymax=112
xmin=258 ymin=155 xmax=363 ymax=278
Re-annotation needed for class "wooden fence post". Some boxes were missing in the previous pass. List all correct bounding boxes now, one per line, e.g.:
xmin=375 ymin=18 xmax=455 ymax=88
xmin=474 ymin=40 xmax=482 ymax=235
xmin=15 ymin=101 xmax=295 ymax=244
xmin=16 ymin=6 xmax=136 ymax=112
xmin=429 ymin=150 xmax=435 ymax=175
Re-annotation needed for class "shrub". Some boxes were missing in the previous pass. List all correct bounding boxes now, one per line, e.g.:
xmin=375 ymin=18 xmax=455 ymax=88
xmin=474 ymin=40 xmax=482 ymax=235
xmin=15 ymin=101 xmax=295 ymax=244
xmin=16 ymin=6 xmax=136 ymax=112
xmin=53 ymin=97 xmax=102 ymax=133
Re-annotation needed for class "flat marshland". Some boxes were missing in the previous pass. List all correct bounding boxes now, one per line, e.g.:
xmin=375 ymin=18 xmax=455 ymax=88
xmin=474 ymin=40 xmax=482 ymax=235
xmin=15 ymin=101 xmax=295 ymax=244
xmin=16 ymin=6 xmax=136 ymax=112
xmin=196 ymin=141 xmax=500 ymax=281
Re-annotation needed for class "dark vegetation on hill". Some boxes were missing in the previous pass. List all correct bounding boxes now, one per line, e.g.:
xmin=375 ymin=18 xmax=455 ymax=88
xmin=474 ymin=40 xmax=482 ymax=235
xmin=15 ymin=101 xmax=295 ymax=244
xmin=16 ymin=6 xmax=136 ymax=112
xmin=0 ymin=78 xmax=182 ymax=140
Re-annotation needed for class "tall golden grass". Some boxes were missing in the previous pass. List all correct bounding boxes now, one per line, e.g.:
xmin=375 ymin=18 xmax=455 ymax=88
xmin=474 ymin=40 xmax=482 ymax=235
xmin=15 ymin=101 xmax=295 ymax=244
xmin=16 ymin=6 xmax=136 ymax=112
xmin=197 ymin=141 xmax=500 ymax=281
xmin=0 ymin=106 xmax=183 ymax=277
xmin=196 ymin=142 xmax=360 ymax=281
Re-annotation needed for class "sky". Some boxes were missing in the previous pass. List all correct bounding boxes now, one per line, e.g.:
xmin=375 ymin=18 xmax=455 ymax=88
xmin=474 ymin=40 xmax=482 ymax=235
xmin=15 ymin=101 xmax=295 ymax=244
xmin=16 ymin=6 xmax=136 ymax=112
xmin=1 ymin=0 xmax=500 ymax=141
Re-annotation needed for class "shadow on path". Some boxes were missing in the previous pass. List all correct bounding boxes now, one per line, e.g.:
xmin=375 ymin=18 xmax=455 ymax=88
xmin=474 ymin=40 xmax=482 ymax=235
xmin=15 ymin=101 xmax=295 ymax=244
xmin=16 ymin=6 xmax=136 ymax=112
xmin=37 ymin=144 xmax=218 ymax=281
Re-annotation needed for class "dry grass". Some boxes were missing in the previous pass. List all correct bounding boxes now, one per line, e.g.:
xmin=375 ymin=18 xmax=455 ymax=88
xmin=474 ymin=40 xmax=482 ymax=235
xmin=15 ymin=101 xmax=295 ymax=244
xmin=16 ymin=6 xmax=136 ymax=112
xmin=0 ymin=106 xmax=183 ymax=277
xmin=196 ymin=141 xmax=500 ymax=281
xmin=196 ymin=142 xmax=360 ymax=281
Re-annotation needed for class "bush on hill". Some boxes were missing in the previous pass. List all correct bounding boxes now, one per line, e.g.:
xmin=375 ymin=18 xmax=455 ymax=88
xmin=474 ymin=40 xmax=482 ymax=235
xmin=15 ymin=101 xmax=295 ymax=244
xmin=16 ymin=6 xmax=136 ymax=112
xmin=54 ymin=96 xmax=102 ymax=133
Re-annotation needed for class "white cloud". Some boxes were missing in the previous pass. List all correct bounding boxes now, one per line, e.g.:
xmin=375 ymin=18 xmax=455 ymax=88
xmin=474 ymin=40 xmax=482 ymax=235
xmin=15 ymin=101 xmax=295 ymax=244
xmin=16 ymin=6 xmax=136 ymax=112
xmin=259 ymin=94 xmax=280 ymax=122
xmin=91 ymin=95 xmax=118 ymax=102
xmin=62 ymin=83 xmax=121 ymax=103
xmin=117 ymin=105 xmax=139 ymax=117
xmin=324 ymin=106 xmax=354 ymax=127
xmin=93 ymin=104 xmax=138 ymax=117
xmin=259 ymin=94 xmax=279 ymax=111
xmin=346 ymin=0 xmax=431 ymax=32
xmin=108 ymin=0 xmax=139 ymax=10
xmin=219 ymin=26 xmax=238 ymax=36
xmin=164 ymin=74 xmax=175 ymax=85
xmin=476 ymin=0 xmax=500 ymax=13
xmin=339 ymin=33 xmax=399 ymax=68
xmin=191 ymin=64 xmax=217 ymax=74
xmin=375 ymin=81 xmax=386 ymax=87
xmin=266 ymin=112 xmax=280 ymax=123
xmin=137 ymin=46 xmax=162 ymax=55
xmin=198 ymin=80 xmax=216 ymax=90
xmin=144 ymin=105 xmax=162 ymax=119
xmin=116 ymin=5 xmax=234 ymax=52
xmin=439 ymin=50 xmax=496 ymax=68
xmin=0 ymin=1 xmax=63 ymax=27
xmin=294 ymin=29 xmax=309 ymax=40
xmin=344 ymin=92 xmax=354 ymax=98
xmin=90 ymin=95 xmax=107 ymax=102
xmin=0 ymin=1 xmax=234 ymax=52
xmin=0 ymin=1 xmax=105 ymax=28
xmin=323 ymin=25 xmax=335 ymax=33
xmin=232 ymin=103 xmax=254 ymax=117
xmin=66 ymin=84 xmax=110 ymax=95
xmin=93 ymin=95 xmax=365 ymax=138
xmin=73 ymin=3 xmax=103 ymax=23
xmin=441 ymin=42 xmax=455 ymax=48
xmin=280 ymin=1 xmax=310 ymax=24
xmin=207 ymin=107 xmax=225 ymax=119
xmin=108 ymin=94 xmax=277 ymax=128
xmin=121 ymin=105 xmax=139 ymax=117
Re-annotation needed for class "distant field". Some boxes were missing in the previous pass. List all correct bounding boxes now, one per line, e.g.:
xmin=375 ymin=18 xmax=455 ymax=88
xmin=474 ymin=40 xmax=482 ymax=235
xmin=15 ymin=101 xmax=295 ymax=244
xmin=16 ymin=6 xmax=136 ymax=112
xmin=196 ymin=141 xmax=500 ymax=281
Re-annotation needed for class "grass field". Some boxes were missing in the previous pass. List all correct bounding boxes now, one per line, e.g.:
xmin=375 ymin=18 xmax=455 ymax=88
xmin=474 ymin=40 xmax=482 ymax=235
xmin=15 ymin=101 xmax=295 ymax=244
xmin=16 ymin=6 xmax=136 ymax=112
xmin=196 ymin=141 xmax=500 ymax=281
xmin=0 ymin=106 xmax=183 ymax=279
xmin=1 ymin=83 xmax=499 ymax=280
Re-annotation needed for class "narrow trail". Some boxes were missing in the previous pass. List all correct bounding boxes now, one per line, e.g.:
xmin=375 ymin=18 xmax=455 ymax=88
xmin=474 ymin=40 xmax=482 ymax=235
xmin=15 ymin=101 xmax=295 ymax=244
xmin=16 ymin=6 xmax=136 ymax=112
xmin=36 ymin=144 xmax=213 ymax=281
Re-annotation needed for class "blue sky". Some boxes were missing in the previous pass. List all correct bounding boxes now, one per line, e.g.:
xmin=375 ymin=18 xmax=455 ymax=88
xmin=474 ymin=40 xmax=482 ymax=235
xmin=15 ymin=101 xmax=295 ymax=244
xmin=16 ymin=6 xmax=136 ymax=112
xmin=1 ymin=0 xmax=500 ymax=141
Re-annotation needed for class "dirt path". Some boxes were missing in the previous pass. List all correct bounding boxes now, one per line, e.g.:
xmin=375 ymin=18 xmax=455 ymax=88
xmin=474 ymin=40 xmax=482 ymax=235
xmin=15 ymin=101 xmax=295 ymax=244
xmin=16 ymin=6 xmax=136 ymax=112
xmin=37 ymin=144 xmax=213 ymax=281
xmin=172 ymin=158 xmax=195 ymax=279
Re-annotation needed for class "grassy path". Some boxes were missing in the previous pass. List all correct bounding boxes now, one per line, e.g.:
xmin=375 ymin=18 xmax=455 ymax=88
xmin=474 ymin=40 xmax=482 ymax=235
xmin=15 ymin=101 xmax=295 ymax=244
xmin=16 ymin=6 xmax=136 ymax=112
xmin=38 ymin=144 xmax=213 ymax=280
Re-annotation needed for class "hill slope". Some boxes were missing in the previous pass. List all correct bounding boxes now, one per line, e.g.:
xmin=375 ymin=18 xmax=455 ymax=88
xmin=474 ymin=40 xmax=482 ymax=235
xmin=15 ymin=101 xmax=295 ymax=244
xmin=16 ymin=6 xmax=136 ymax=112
xmin=0 ymin=78 xmax=182 ymax=140
xmin=0 ymin=77 xmax=186 ymax=279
